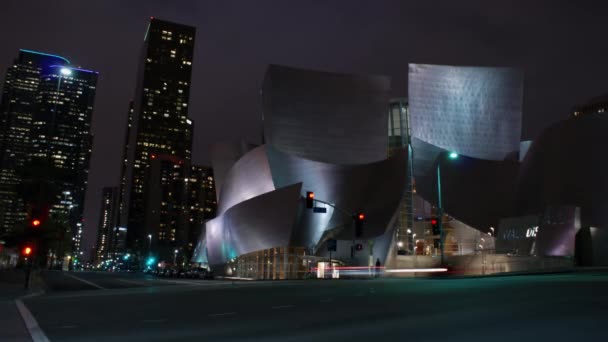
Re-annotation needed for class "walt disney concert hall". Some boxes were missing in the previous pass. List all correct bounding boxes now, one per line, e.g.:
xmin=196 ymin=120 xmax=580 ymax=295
xmin=192 ymin=63 xmax=608 ymax=279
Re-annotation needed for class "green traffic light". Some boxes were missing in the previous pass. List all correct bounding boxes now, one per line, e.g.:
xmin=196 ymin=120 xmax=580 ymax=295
xmin=448 ymin=152 xmax=459 ymax=160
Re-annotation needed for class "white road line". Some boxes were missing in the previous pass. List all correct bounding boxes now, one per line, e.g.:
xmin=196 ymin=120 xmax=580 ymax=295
xmin=118 ymin=279 xmax=147 ymax=286
xmin=271 ymin=305 xmax=295 ymax=309
xmin=207 ymin=312 xmax=236 ymax=317
xmin=63 ymin=273 xmax=106 ymax=289
xmin=15 ymin=299 xmax=50 ymax=342
xmin=142 ymin=319 xmax=167 ymax=323
xmin=21 ymin=290 xmax=45 ymax=299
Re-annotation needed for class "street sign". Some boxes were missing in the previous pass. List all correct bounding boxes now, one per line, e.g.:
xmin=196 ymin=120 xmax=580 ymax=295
xmin=327 ymin=238 xmax=337 ymax=252
xmin=313 ymin=207 xmax=327 ymax=213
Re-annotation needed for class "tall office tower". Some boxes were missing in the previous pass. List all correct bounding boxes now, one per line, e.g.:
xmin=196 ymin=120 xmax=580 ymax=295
xmin=95 ymin=187 xmax=119 ymax=261
xmin=120 ymin=18 xmax=196 ymax=254
xmin=0 ymin=50 xmax=70 ymax=234
xmin=30 ymin=64 xmax=97 ymax=258
xmin=0 ymin=49 xmax=96 ymax=247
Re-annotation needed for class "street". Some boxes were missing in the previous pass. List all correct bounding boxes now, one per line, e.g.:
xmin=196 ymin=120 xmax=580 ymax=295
xmin=8 ymin=271 xmax=607 ymax=341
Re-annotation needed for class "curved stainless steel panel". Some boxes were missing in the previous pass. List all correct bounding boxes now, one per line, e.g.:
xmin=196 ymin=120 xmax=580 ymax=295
xmin=216 ymin=145 xmax=275 ymax=215
xmin=206 ymin=183 xmax=301 ymax=265
xmin=265 ymin=145 xmax=407 ymax=242
xmin=409 ymin=63 xmax=523 ymax=161
xmin=262 ymin=64 xmax=391 ymax=165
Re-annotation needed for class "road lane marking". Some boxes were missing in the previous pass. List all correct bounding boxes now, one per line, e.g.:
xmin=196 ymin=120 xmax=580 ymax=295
xmin=207 ymin=312 xmax=236 ymax=317
xmin=15 ymin=299 xmax=50 ymax=342
xmin=271 ymin=305 xmax=295 ymax=309
xmin=142 ymin=319 xmax=167 ymax=323
xmin=21 ymin=290 xmax=45 ymax=299
xmin=118 ymin=279 xmax=147 ymax=286
xmin=63 ymin=273 xmax=106 ymax=289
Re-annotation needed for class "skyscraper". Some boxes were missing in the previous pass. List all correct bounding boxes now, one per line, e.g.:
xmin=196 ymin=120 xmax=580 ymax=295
xmin=95 ymin=187 xmax=119 ymax=261
xmin=119 ymin=18 xmax=196 ymax=255
xmin=0 ymin=50 xmax=97 ymax=249
xmin=31 ymin=65 xmax=97 ymax=251
xmin=0 ymin=50 xmax=70 ymax=234
xmin=144 ymin=157 xmax=216 ymax=263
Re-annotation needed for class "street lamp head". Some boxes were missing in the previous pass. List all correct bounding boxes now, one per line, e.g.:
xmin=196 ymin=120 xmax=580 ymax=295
xmin=60 ymin=67 xmax=72 ymax=76
xmin=174 ymin=249 xmax=178 ymax=253
xmin=407 ymin=229 xmax=412 ymax=234
xmin=448 ymin=152 xmax=459 ymax=160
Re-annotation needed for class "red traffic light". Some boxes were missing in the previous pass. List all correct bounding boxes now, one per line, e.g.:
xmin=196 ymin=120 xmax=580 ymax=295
xmin=23 ymin=246 xmax=32 ymax=256
xmin=358 ymin=213 xmax=365 ymax=221
xmin=31 ymin=219 xmax=41 ymax=227
xmin=308 ymin=192 xmax=314 ymax=199
xmin=431 ymin=219 xmax=438 ymax=225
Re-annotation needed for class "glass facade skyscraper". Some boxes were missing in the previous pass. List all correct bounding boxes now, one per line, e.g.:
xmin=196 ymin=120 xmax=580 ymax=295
xmin=0 ymin=50 xmax=97 ymax=250
xmin=119 ymin=18 xmax=196 ymax=254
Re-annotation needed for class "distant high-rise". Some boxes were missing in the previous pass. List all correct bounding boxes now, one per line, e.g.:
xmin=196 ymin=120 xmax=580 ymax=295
xmin=144 ymin=157 xmax=216 ymax=262
xmin=95 ymin=187 xmax=119 ymax=261
xmin=119 ymin=18 xmax=196 ymax=254
xmin=0 ymin=50 xmax=97 ymax=245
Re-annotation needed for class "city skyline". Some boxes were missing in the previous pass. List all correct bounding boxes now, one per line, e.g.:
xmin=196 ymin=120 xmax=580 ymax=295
xmin=3 ymin=1 xmax=608 ymax=258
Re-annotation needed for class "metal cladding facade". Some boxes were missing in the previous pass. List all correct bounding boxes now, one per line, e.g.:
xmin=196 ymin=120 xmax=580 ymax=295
xmin=203 ymin=145 xmax=407 ymax=266
xmin=200 ymin=65 xmax=406 ymax=267
xmin=413 ymin=111 xmax=608 ymax=264
xmin=408 ymin=63 xmax=523 ymax=162
xmin=262 ymin=64 xmax=391 ymax=165
xmin=517 ymin=113 xmax=608 ymax=228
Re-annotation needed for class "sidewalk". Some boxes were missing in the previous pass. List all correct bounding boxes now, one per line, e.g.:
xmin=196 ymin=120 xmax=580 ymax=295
xmin=0 ymin=269 xmax=45 ymax=341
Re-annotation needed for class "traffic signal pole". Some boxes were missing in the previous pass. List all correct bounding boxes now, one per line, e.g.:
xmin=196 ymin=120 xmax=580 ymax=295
xmin=304 ymin=194 xmax=364 ymax=259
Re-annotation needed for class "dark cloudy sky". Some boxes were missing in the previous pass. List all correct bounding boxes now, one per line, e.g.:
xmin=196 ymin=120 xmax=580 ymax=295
xmin=1 ymin=0 xmax=607 ymax=257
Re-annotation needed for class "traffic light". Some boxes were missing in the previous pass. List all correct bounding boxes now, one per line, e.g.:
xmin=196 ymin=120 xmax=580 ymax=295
xmin=22 ymin=246 xmax=33 ymax=256
xmin=431 ymin=218 xmax=440 ymax=235
xmin=354 ymin=213 xmax=365 ymax=237
xmin=31 ymin=219 xmax=41 ymax=227
xmin=306 ymin=191 xmax=314 ymax=208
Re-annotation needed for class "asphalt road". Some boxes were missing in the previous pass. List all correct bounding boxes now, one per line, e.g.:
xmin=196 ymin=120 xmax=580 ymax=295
xmin=17 ymin=271 xmax=608 ymax=341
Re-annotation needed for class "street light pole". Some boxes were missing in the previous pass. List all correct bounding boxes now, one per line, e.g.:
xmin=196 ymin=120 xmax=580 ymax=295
xmin=436 ymin=151 xmax=458 ymax=267
xmin=147 ymin=234 xmax=152 ymax=256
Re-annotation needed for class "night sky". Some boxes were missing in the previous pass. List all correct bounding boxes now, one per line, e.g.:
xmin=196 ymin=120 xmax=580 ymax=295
xmin=2 ymin=0 xmax=607 ymax=258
